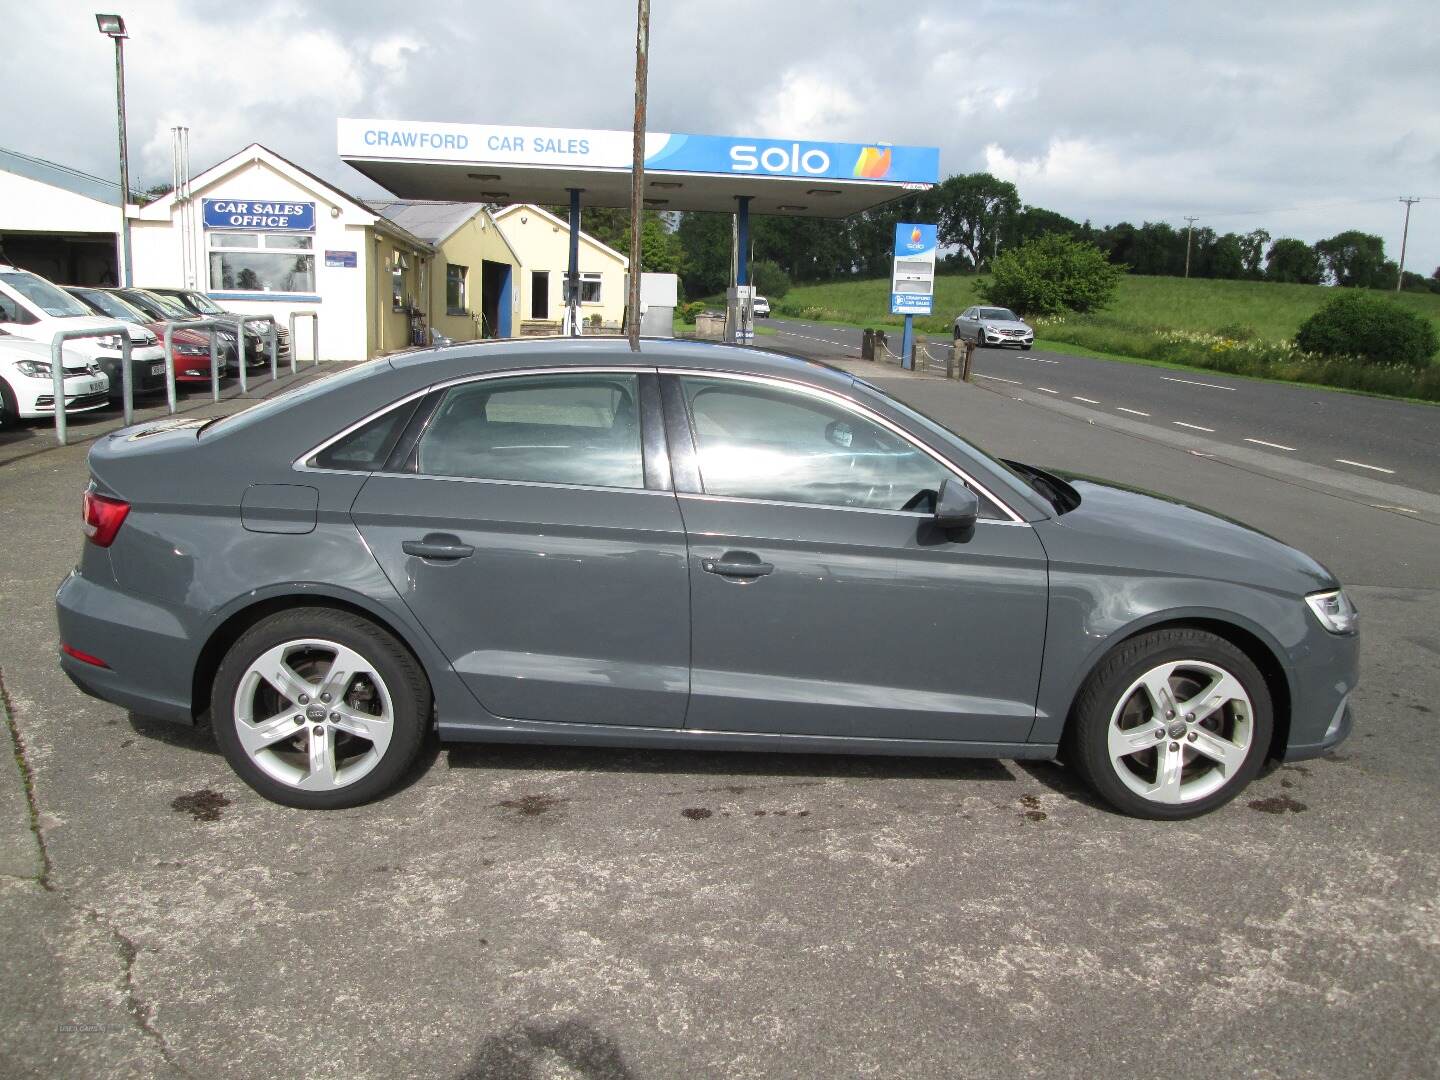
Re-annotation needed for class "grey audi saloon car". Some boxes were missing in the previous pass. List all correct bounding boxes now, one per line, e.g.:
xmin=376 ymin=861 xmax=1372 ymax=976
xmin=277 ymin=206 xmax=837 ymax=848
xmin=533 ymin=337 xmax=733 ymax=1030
xmin=56 ymin=338 xmax=1356 ymax=817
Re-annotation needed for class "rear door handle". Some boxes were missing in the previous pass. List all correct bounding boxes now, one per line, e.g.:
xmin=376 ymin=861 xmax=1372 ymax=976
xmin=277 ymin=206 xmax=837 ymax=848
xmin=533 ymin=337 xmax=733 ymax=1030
xmin=701 ymin=552 xmax=774 ymax=578
xmin=402 ymin=534 xmax=474 ymax=561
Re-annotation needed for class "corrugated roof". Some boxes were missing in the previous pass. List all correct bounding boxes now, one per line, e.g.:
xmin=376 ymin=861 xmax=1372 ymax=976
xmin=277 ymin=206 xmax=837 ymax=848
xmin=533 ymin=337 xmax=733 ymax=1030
xmin=0 ymin=145 xmax=130 ymax=205
xmin=366 ymin=200 xmax=485 ymax=245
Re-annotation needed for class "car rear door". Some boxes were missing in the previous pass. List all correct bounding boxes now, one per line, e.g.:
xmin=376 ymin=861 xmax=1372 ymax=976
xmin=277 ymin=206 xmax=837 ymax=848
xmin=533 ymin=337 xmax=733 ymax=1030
xmin=662 ymin=371 xmax=1047 ymax=745
xmin=348 ymin=367 xmax=691 ymax=728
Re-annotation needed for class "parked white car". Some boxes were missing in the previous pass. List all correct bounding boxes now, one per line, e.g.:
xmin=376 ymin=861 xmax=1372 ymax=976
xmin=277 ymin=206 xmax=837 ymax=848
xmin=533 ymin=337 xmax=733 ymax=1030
xmin=753 ymin=295 xmax=771 ymax=318
xmin=0 ymin=265 xmax=168 ymax=399
xmin=0 ymin=332 xmax=109 ymax=427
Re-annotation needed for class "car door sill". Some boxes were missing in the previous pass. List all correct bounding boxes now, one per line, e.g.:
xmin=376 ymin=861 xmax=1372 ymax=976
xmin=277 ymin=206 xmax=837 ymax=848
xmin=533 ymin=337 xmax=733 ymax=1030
xmin=437 ymin=716 xmax=1056 ymax=760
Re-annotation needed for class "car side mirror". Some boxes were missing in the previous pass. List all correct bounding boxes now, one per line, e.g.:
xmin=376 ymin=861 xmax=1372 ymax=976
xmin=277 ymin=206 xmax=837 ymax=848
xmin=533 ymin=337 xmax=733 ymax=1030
xmin=934 ymin=478 xmax=979 ymax=537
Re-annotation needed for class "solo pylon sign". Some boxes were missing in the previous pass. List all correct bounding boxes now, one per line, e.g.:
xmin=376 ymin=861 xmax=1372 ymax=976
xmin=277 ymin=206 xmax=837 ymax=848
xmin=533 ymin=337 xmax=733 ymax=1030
xmin=891 ymin=223 xmax=937 ymax=316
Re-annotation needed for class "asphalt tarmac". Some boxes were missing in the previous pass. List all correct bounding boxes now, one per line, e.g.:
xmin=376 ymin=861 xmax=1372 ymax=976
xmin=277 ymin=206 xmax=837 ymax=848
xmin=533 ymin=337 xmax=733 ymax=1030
xmin=2 ymin=347 xmax=1437 ymax=1079
xmin=768 ymin=317 xmax=1440 ymax=498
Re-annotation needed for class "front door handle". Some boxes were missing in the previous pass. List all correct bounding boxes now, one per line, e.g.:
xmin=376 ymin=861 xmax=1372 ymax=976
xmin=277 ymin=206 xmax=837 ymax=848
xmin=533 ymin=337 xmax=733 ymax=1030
xmin=402 ymin=534 xmax=474 ymax=561
xmin=701 ymin=552 xmax=774 ymax=578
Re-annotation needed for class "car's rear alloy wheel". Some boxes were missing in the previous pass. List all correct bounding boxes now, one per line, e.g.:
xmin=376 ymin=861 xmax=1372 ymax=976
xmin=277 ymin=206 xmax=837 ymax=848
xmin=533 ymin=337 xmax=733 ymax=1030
xmin=1068 ymin=629 xmax=1272 ymax=819
xmin=212 ymin=609 xmax=430 ymax=808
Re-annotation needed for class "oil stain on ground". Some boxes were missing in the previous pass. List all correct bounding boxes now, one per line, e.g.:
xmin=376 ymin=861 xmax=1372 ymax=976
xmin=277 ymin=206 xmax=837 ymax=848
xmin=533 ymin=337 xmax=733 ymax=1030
xmin=681 ymin=807 xmax=713 ymax=820
xmin=1019 ymin=794 xmax=1048 ymax=822
xmin=1248 ymin=795 xmax=1308 ymax=814
xmin=170 ymin=788 xmax=231 ymax=822
xmin=497 ymin=794 xmax=566 ymax=817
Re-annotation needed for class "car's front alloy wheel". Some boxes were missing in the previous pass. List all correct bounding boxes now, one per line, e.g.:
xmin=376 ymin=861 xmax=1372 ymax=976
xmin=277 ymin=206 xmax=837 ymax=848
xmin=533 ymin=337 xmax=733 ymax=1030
xmin=1068 ymin=629 xmax=1272 ymax=818
xmin=212 ymin=609 xmax=430 ymax=808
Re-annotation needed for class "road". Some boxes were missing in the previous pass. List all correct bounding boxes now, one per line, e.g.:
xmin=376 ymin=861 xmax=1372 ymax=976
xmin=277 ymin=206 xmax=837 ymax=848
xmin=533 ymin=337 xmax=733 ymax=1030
xmin=3 ymin=347 xmax=1438 ymax=1078
xmin=767 ymin=317 xmax=1440 ymax=497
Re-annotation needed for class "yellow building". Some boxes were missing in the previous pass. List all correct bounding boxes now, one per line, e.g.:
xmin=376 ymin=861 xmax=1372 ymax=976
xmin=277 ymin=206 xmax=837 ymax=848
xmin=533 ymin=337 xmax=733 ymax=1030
xmin=370 ymin=201 xmax=521 ymax=341
xmin=491 ymin=204 xmax=630 ymax=334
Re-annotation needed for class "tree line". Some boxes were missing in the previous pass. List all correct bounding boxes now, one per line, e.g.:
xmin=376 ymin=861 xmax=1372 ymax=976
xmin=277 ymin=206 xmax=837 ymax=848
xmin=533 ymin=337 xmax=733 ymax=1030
xmin=668 ymin=173 xmax=1439 ymax=299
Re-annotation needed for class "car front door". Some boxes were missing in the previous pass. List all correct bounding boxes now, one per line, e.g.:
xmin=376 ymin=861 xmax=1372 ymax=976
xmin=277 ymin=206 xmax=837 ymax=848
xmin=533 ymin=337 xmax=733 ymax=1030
xmin=663 ymin=372 xmax=1047 ymax=745
xmin=348 ymin=368 xmax=691 ymax=728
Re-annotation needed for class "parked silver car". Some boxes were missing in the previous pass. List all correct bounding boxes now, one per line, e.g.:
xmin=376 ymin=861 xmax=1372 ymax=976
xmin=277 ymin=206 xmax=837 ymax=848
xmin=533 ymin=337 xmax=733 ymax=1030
xmin=955 ymin=306 xmax=1034 ymax=350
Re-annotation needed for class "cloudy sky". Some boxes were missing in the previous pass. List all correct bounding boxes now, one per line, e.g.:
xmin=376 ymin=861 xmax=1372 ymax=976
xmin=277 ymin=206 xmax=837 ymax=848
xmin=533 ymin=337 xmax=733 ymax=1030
xmin=9 ymin=0 xmax=1440 ymax=274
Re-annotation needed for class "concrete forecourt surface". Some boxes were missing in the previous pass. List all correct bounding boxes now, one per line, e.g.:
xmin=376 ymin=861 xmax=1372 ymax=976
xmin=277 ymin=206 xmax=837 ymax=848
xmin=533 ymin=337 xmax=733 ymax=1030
xmin=1 ymin=343 xmax=1438 ymax=1079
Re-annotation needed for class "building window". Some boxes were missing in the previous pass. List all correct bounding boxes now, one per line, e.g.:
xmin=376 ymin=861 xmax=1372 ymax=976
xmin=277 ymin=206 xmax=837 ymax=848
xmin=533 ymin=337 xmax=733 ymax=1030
xmin=207 ymin=231 xmax=315 ymax=293
xmin=446 ymin=264 xmax=468 ymax=315
xmin=561 ymin=272 xmax=603 ymax=305
xmin=391 ymin=252 xmax=412 ymax=311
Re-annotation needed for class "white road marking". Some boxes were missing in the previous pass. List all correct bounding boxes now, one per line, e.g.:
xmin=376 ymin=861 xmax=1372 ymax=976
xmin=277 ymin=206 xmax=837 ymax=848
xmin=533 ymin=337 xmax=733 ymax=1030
xmin=1033 ymin=357 xmax=1060 ymax=364
xmin=1336 ymin=458 xmax=1395 ymax=475
xmin=1036 ymin=387 xmax=1060 ymax=394
xmin=1244 ymin=437 xmax=1297 ymax=451
xmin=1372 ymin=504 xmax=1418 ymax=514
xmin=1173 ymin=421 xmax=1216 ymax=432
xmin=1162 ymin=376 xmax=1235 ymax=391
xmin=1116 ymin=407 xmax=1150 ymax=416
xmin=973 ymin=374 xmax=1021 ymax=384
xmin=1074 ymin=396 xmax=1100 ymax=404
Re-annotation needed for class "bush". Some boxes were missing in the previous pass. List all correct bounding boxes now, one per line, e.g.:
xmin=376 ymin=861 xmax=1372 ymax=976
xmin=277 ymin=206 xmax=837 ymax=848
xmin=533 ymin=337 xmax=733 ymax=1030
xmin=678 ymin=301 xmax=705 ymax=325
xmin=978 ymin=234 xmax=1122 ymax=316
xmin=749 ymin=259 xmax=792 ymax=299
xmin=1295 ymin=291 xmax=1439 ymax=367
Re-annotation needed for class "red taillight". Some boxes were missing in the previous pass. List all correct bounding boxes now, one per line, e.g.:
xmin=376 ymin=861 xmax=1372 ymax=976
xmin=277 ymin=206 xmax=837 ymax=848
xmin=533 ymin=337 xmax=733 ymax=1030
xmin=82 ymin=489 xmax=130 ymax=547
xmin=62 ymin=643 xmax=110 ymax=668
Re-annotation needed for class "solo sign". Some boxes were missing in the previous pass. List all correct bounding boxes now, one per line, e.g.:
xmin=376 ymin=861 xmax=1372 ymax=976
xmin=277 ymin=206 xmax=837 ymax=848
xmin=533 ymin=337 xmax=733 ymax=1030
xmin=203 ymin=199 xmax=315 ymax=231
xmin=890 ymin=223 xmax=937 ymax=315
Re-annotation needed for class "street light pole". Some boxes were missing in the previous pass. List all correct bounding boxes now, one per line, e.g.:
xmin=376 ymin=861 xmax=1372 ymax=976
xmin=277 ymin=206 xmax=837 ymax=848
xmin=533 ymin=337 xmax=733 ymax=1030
xmin=1184 ymin=216 xmax=1198 ymax=279
xmin=96 ymin=14 xmax=132 ymax=287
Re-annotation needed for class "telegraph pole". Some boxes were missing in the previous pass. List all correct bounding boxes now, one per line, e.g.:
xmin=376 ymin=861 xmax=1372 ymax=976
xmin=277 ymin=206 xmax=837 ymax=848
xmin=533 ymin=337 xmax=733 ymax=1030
xmin=626 ymin=0 xmax=650 ymax=351
xmin=1183 ymin=216 xmax=1199 ymax=279
xmin=1396 ymin=197 xmax=1420 ymax=293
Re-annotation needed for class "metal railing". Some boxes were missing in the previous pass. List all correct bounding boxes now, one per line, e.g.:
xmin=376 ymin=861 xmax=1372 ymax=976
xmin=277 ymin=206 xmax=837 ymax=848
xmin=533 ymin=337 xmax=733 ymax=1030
xmin=161 ymin=318 xmax=225 ymax=410
xmin=50 ymin=324 xmax=132 ymax=446
xmin=289 ymin=311 xmax=319 ymax=369
xmin=233 ymin=315 xmax=279 ymax=396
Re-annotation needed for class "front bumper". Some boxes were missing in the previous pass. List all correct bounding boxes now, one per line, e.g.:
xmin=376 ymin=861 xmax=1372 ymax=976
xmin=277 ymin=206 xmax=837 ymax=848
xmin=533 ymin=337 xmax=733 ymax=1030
xmin=1281 ymin=619 xmax=1359 ymax=761
xmin=983 ymin=331 xmax=1034 ymax=346
xmin=10 ymin=372 xmax=112 ymax=418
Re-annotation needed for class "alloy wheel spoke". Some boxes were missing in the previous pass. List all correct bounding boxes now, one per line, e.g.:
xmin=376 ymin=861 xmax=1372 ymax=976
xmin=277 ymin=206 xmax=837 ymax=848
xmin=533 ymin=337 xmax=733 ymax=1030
xmin=300 ymin=725 xmax=338 ymax=789
xmin=317 ymin=644 xmax=371 ymax=704
xmin=1178 ymin=671 xmax=1247 ymax=725
xmin=1138 ymin=664 xmax=1180 ymax=719
xmin=1148 ymin=740 xmax=1186 ymax=803
xmin=1109 ymin=718 xmax=1165 ymax=759
xmin=1189 ymin=727 xmax=1245 ymax=772
xmin=237 ymin=710 xmax=304 ymax=755
xmin=256 ymin=646 xmax=317 ymax=706
xmin=329 ymin=706 xmax=387 ymax=743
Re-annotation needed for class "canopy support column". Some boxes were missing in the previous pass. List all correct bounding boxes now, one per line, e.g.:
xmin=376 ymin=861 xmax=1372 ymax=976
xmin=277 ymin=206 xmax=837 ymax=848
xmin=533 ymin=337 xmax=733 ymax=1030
xmin=566 ymin=187 xmax=582 ymax=336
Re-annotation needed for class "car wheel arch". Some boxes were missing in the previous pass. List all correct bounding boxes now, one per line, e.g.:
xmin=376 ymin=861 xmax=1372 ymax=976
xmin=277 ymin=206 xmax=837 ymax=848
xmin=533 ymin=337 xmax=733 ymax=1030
xmin=190 ymin=588 xmax=438 ymax=726
xmin=1052 ymin=612 xmax=1294 ymax=764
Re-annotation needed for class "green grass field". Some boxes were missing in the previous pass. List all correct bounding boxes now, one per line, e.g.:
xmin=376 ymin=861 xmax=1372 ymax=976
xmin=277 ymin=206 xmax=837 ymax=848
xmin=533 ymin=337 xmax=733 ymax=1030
xmin=777 ymin=273 xmax=1440 ymax=341
xmin=774 ymin=274 xmax=1440 ymax=402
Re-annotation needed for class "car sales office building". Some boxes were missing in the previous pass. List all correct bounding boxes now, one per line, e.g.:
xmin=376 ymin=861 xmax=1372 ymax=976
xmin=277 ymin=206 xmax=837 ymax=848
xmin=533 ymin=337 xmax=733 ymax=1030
xmin=130 ymin=143 xmax=518 ymax=362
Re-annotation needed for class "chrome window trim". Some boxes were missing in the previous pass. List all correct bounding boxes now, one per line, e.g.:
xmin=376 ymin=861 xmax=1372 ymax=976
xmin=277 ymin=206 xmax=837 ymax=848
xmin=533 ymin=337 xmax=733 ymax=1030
xmin=660 ymin=367 xmax=1029 ymax=524
xmin=293 ymin=365 xmax=653 ymax=474
xmin=676 ymin=491 xmax=1028 ymax=525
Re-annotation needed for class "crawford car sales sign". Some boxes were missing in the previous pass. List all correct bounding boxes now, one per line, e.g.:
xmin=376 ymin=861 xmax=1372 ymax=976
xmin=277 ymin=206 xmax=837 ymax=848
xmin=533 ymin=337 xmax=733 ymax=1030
xmin=202 ymin=199 xmax=315 ymax=231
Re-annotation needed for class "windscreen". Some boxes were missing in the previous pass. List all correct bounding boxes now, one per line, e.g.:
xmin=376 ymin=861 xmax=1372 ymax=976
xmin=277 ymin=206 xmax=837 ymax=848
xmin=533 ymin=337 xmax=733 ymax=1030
xmin=1 ymin=271 xmax=93 ymax=317
xmin=73 ymin=290 xmax=145 ymax=324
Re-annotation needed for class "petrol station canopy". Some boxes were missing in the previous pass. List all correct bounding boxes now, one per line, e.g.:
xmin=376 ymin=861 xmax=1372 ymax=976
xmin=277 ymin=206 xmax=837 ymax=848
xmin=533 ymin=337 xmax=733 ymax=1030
xmin=338 ymin=119 xmax=939 ymax=218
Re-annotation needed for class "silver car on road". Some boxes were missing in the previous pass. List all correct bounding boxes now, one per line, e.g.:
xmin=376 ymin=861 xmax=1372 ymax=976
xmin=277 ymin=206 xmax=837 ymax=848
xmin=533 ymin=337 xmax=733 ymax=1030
xmin=955 ymin=306 xmax=1035 ymax=350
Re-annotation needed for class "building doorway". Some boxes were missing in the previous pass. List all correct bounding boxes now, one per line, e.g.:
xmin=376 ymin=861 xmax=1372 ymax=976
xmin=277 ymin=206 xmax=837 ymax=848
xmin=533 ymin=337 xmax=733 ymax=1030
xmin=481 ymin=260 xmax=512 ymax=338
xmin=530 ymin=271 xmax=549 ymax=319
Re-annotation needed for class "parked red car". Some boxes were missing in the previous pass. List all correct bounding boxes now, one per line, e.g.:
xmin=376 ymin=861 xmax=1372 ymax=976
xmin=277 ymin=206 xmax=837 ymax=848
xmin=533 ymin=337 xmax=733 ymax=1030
xmin=65 ymin=286 xmax=220 ymax=383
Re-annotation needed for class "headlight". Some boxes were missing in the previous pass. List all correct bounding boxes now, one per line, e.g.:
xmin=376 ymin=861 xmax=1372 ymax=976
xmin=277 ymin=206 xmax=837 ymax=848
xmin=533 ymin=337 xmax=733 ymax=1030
xmin=96 ymin=334 xmax=127 ymax=350
xmin=175 ymin=344 xmax=206 ymax=356
xmin=1306 ymin=589 xmax=1358 ymax=634
xmin=15 ymin=359 xmax=52 ymax=379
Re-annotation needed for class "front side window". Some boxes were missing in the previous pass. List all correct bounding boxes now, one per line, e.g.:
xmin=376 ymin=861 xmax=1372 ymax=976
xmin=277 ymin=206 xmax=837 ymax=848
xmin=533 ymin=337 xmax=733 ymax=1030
xmin=208 ymin=231 xmax=315 ymax=293
xmin=446 ymin=264 xmax=468 ymax=314
xmin=416 ymin=373 xmax=643 ymax=490
xmin=561 ymin=272 xmax=603 ymax=305
xmin=680 ymin=376 xmax=950 ymax=512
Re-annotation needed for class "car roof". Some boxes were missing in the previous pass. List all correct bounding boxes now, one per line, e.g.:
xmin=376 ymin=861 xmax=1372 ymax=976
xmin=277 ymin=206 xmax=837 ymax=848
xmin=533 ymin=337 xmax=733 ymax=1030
xmin=386 ymin=335 xmax=858 ymax=394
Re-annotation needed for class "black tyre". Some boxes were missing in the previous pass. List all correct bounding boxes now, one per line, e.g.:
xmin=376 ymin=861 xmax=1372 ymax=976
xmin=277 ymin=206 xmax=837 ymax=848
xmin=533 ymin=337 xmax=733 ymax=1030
xmin=0 ymin=379 xmax=17 ymax=429
xmin=211 ymin=608 xmax=431 ymax=809
xmin=1020 ymin=345 xmax=1032 ymax=352
xmin=1066 ymin=628 xmax=1272 ymax=819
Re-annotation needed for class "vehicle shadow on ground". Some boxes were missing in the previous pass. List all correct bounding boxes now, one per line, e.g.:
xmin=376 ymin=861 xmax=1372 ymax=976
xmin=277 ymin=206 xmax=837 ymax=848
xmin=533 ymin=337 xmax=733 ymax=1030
xmin=458 ymin=1017 xmax=633 ymax=1080
xmin=446 ymin=740 xmax=1019 ymax=787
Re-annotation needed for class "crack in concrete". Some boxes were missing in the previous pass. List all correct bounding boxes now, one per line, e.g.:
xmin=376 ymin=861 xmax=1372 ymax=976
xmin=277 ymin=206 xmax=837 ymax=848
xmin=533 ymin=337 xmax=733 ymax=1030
xmin=0 ymin=667 xmax=190 ymax=1077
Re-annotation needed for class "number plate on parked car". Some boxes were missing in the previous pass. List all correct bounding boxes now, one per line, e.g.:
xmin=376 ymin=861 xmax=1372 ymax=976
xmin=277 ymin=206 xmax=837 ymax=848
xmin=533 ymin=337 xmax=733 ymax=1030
xmin=150 ymin=363 xmax=166 ymax=375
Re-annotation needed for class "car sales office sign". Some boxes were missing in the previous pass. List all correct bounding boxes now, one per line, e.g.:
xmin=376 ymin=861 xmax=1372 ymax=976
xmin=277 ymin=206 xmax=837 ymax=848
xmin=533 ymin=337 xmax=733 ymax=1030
xmin=202 ymin=200 xmax=315 ymax=231
xmin=891 ymin=223 xmax=937 ymax=315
